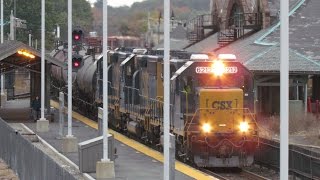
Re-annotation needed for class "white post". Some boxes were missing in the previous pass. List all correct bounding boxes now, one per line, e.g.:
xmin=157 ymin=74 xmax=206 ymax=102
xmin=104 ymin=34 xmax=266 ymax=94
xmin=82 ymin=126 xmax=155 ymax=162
xmin=0 ymin=73 xmax=3 ymax=95
xmin=57 ymin=25 xmax=60 ymax=39
xmin=29 ymin=34 xmax=32 ymax=46
xmin=163 ymin=0 xmax=171 ymax=179
xmin=102 ymin=0 xmax=109 ymax=162
xmin=1 ymin=0 xmax=4 ymax=96
xmin=1 ymin=0 xmax=3 ymax=44
xmin=280 ymin=0 xmax=289 ymax=179
xmin=10 ymin=11 xmax=14 ymax=40
xmin=67 ymin=0 xmax=73 ymax=137
xmin=36 ymin=0 xmax=49 ymax=132
xmin=35 ymin=39 xmax=38 ymax=50
xmin=40 ymin=0 xmax=45 ymax=119
xmin=96 ymin=0 xmax=115 ymax=178
xmin=305 ymin=82 xmax=308 ymax=113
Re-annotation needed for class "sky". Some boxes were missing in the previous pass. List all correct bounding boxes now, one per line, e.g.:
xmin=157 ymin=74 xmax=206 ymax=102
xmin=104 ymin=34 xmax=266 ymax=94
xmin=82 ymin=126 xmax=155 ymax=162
xmin=87 ymin=0 xmax=145 ymax=7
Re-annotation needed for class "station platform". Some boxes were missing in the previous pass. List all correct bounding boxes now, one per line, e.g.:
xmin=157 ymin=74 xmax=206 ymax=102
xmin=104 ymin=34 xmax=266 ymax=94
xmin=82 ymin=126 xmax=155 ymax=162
xmin=13 ymin=100 xmax=213 ymax=180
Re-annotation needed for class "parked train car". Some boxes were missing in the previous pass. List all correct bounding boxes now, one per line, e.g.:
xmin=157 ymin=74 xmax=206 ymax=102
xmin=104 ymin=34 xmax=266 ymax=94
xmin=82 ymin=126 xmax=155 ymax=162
xmin=50 ymin=48 xmax=259 ymax=167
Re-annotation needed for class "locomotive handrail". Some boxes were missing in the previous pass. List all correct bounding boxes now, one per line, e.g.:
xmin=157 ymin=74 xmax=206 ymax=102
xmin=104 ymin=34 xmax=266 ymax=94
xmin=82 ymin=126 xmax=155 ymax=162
xmin=122 ymin=85 xmax=173 ymax=122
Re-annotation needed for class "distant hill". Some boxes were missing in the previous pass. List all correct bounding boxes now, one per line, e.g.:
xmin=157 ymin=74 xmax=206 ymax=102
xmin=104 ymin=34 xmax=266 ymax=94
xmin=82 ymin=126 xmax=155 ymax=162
xmin=92 ymin=0 xmax=211 ymax=36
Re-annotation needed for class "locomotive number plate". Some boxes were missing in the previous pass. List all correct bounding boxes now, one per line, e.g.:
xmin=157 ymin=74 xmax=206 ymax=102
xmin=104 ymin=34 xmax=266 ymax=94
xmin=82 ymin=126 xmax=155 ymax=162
xmin=195 ymin=66 xmax=238 ymax=74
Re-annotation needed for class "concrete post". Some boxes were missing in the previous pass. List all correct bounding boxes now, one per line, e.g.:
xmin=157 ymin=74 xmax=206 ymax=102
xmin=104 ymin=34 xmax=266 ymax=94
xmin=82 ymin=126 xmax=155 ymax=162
xmin=10 ymin=11 xmax=14 ymax=40
xmin=304 ymin=82 xmax=308 ymax=113
xmin=29 ymin=34 xmax=32 ymax=46
xmin=59 ymin=92 xmax=64 ymax=137
xmin=169 ymin=133 xmax=175 ymax=180
xmin=98 ymin=107 xmax=103 ymax=136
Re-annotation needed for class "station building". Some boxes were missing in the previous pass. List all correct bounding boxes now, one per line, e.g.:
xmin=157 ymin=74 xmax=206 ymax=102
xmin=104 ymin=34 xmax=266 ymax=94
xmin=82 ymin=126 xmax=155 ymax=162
xmin=182 ymin=0 xmax=320 ymax=116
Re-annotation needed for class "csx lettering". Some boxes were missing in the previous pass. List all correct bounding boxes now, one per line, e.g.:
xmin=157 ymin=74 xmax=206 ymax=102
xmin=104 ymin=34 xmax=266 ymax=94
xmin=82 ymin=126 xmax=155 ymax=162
xmin=212 ymin=101 xmax=232 ymax=110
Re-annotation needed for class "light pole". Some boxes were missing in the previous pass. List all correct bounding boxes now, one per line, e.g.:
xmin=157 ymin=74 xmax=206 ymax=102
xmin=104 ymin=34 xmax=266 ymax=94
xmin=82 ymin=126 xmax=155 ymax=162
xmin=163 ymin=0 xmax=171 ymax=179
xmin=280 ymin=0 xmax=289 ymax=179
xmin=61 ymin=0 xmax=78 ymax=153
xmin=1 ymin=0 xmax=5 ymax=97
xmin=96 ymin=0 xmax=115 ymax=178
xmin=36 ymin=0 xmax=49 ymax=132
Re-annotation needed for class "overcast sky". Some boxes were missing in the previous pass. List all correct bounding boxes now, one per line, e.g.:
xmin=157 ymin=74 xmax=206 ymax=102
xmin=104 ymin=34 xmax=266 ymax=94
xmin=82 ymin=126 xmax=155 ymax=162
xmin=88 ymin=0 xmax=145 ymax=7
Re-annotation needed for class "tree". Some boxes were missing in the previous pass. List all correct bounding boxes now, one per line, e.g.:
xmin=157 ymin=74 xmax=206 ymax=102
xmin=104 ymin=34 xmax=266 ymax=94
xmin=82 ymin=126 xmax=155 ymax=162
xmin=3 ymin=0 xmax=93 ymax=49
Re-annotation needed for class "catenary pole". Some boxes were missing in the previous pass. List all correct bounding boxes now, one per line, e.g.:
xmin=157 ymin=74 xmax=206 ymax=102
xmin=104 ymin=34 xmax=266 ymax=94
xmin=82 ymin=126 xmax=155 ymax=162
xmin=163 ymin=0 xmax=170 ymax=179
xmin=67 ymin=0 xmax=73 ymax=137
xmin=102 ymin=0 xmax=109 ymax=161
xmin=280 ymin=0 xmax=289 ymax=179
xmin=40 ymin=0 xmax=45 ymax=119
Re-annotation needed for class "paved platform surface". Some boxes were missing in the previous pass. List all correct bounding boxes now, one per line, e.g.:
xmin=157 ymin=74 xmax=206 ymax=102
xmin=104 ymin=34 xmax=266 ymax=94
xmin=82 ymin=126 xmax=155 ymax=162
xmin=0 ymin=159 xmax=19 ymax=180
xmin=24 ymin=111 xmax=195 ymax=180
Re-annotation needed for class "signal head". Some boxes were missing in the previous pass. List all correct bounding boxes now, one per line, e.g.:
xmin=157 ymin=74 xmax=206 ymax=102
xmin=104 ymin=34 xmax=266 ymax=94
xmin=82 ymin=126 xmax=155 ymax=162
xmin=72 ymin=29 xmax=83 ymax=42
xmin=72 ymin=54 xmax=83 ymax=71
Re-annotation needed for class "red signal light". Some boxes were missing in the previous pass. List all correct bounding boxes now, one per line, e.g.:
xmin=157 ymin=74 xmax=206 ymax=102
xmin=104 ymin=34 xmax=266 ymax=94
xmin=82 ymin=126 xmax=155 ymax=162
xmin=74 ymin=35 xmax=80 ymax=40
xmin=73 ymin=61 xmax=80 ymax=67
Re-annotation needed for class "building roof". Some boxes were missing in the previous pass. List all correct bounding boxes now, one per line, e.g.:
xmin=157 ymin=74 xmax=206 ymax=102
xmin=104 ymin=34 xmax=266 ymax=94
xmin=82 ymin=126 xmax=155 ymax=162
xmin=0 ymin=41 xmax=66 ymax=73
xmin=214 ymin=0 xmax=320 ymax=74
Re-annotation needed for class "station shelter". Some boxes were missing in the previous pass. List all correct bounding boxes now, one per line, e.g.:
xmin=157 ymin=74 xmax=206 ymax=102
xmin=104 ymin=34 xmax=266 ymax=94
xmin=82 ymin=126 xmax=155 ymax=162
xmin=0 ymin=41 xmax=65 ymax=121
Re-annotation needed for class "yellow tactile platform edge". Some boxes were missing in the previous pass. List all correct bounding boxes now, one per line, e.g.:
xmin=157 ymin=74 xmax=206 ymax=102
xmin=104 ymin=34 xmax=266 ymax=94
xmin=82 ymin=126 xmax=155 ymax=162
xmin=51 ymin=100 xmax=216 ymax=180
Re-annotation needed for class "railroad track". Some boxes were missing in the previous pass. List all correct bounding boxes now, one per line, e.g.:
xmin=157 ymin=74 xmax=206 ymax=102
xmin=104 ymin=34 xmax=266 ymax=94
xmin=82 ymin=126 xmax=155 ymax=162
xmin=201 ymin=168 xmax=271 ymax=180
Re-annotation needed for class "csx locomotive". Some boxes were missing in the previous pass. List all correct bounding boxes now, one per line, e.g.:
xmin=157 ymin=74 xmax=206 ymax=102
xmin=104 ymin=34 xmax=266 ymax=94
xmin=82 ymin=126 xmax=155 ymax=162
xmin=51 ymin=48 xmax=259 ymax=167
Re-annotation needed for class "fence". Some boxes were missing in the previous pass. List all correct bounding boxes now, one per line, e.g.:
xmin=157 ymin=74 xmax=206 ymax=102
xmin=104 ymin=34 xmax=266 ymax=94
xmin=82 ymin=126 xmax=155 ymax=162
xmin=255 ymin=138 xmax=320 ymax=179
xmin=0 ymin=118 xmax=80 ymax=180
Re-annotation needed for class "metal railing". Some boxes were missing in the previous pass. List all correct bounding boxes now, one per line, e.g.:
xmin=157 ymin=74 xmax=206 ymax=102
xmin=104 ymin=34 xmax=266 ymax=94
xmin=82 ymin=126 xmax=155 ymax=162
xmin=256 ymin=138 xmax=320 ymax=179
xmin=0 ymin=118 xmax=78 ymax=180
xmin=186 ymin=13 xmax=219 ymax=43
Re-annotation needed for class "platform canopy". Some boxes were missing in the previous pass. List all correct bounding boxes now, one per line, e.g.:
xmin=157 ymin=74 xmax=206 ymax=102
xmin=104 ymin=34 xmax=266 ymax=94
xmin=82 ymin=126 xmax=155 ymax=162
xmin=0 ymin=41 xmax=66 ymax=73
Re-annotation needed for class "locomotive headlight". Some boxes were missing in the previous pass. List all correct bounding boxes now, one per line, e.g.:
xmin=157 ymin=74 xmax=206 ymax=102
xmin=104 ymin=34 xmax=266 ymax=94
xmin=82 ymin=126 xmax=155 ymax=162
xmin=239 ymin=121 xmax=249 ymax=133
xmin=202 ymin=123 xmax=212 ymax=133
xmin=212 ymin=61 xmax=225 ymax=76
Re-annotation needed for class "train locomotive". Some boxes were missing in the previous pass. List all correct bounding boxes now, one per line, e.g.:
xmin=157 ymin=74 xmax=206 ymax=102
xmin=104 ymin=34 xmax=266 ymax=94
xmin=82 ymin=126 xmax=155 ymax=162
xmin=50 ymin=47 xmax=259 ymax=167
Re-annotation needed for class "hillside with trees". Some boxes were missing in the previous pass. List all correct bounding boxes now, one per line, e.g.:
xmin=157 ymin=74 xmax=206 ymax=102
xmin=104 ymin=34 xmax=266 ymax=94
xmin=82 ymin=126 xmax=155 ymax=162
xmin=92 ymin=0 xmax=210 ymax=36
xmin=2 ymin=0 xmax=93 ymax=49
